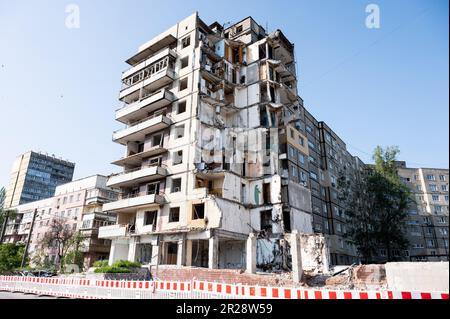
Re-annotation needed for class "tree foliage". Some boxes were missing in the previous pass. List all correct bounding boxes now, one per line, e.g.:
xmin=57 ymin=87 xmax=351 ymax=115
xmin=0 ymin=188 xmax=17 ymax=242
xmin=338 ymin=146 xmax=412 ymax=263
xmin=0 ymin=243 xmax=25 ymax=273
xmin=39 ymin=218 xmax=84 ymax=272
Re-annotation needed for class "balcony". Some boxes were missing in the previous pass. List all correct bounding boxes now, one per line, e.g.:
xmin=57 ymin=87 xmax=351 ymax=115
xmin=103 ymin=193 xmax=165 ymax=213
xmin=119 ymin=56 xmax=176 ymax=104
xmin=98 ymin=224 xmax=127 ymax=239
xmin=126 ymin=34 xmax=177 ymax=66
xmin=267 ymin=59 xmax=296 ymax=83
xmin=116 ymin=88 xmax=174 ymax=124
xmin=112 ymin=146 xmax=167 ymax=167
xmin=107 ymin=165 xmax=167 ymax=188
xmin=113 ymin=114 xmax=171 ymax=145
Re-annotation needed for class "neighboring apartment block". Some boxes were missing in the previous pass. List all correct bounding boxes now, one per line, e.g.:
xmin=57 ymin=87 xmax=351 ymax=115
xmin=1 ymin=175 xmax=118 ymax=268
xmin=395 ymin=162 xmax=449 ymax=262
xmin=4 ymin=151 xmax=75 ymax=208
xmin=99 ymin=13 xmax=364 ymax=270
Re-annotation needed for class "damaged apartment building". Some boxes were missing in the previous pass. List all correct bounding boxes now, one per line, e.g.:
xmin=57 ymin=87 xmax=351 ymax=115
xmin=99 ymin=12 xmax=364 ymax=274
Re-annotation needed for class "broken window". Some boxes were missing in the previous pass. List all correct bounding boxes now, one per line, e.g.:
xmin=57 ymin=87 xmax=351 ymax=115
xmin=223 ymin=153 xmax=230 ymax=170
xmin=259 ymin=43 xmax=267 ymax=60
xmin=269 ymin=66 xmax=274 ymax=81
xmin=175 ymin=124 xmax=185 ymax=139
xmin=269 ymin=111 xmax=276 ymax=127
xmin=148 ymin=156 xmax=161 ymax=167
xmin=173 ymin=150 xmax=183 ymax=165
xmin=179 ymin=78 xmax=188 ymax=91
xmin=268 ymin=44 xmax=274 ymax=59
xmin=260 ymin=106 xmax=269 ymax=127
xmin=165 ymin=242 xmax=178 ymax=265
xmin=169 ymin=207 xmax=180 ymax=222
xmin=152 ymin=134 xmax=163 ymax=147
xmin=181 ymin=56 xmax=189 ymax=69
xmin=178 ymin=100 xmax=186 ymax=114
xmin=263 ymin=183 xmax=271 ymax=204
xmin=260 ymin=210 xmax=272 ymax=232
xmin=181 ymin=36 xmax=191 ymax=49
xmin=171 ymin=178 xmax=181 ymax=193
xmin=233 ymin=48 xmax=240 ymax=64
xmin=269 ymin=85 xmax=276 ymax=103
xmin=241 ymin=184 xmax=246 ymax=203
xmin=144 ymin=210 xmax=157 ymax=226
xmin=192 ymin=203 xmax=205 ymax=220
xmin=137 ymin=142 xmax=144 ymax=153
xmin=191 ymin=240 xmax=209 ymax=267
xmin=147 ymin=182 xmax=159 ymax=195
xmin=283 ymin=211 xmax=291 ymax=232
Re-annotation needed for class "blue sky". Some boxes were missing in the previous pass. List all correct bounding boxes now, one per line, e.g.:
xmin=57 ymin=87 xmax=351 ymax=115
xmin=0 ymin=0 xmax=448 ymax=187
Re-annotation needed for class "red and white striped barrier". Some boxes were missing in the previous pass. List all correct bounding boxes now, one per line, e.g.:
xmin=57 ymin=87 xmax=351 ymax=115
xmin=0 ymin=276 xmax=448 ymax=299
xmin=191 ymin=280 xmax=387 ymax=299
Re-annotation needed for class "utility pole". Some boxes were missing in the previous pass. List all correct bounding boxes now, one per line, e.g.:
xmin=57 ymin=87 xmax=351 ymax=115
xmin=21 ymin=208 xmax=38 ymax=268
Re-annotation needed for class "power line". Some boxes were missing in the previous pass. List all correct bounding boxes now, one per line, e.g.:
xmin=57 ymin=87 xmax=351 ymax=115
xmin=300 ymin=5 xmax=434 ymax=89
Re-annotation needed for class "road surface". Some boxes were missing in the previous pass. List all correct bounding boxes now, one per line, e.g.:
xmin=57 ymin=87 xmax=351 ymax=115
xmin=0 ymin=291 xmax=58 ymax=299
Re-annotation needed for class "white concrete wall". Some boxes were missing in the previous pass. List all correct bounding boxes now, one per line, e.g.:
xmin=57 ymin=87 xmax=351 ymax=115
xmin=385 ymin=262 xmax=449 ymax=292
xmin=109 ymin=240 xmax=130 ymax=264
xmin=300 ymin=234 xmax=330 ymax=273
xmin=291 ymin=208 xmax=313 ymax=234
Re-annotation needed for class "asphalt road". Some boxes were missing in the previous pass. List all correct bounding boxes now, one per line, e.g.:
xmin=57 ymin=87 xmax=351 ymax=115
xmin=0 ymin=291 xmax=58 ymax=299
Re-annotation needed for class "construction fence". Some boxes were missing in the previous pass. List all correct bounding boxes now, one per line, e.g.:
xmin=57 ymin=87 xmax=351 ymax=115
xmin=0 ymin=276 xmax=448 ymax=300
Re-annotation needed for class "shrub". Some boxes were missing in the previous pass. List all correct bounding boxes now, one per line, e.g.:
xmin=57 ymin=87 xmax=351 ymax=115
xmin=0 ymin=244 xmax=25 ymax=274
xmin=93 ymin=260 xmax=109 ymax=268
xmin=112 ymin=260 xmax=141 ymax=268
xmin=94 ymin=266 xmax=131 ymax=274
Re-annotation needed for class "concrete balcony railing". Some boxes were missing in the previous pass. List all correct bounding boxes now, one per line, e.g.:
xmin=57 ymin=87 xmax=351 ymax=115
xmin=122 ymin=48 xmax=176 ymax=79
xmin=107 ymin=165 xmax=167 ymax=188
xmin=112 ymin=145 xmax=168 ymax=167
xmin=119 ymin=56 xmax=176 ymax=104
xmin=112 ymin=114 xmax=171 ymax=145
xmin=115 ymin=88 xmax=174 ymax=124
xmin=98 ymin=224 xmax=127 ymax=239
xmin=103 ymin=193 xmax=165 ymax=213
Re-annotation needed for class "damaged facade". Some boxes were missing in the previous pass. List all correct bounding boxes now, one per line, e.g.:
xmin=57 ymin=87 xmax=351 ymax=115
xmin=98 ymin=13 xmax=376 ymax=273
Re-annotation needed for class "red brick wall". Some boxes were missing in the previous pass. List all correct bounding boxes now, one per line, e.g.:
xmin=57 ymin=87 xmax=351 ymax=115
xmin=151 ymin=266 xmax=302 ymax=287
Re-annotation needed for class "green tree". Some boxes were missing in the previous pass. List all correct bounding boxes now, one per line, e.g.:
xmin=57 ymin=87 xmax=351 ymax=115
xmin=337 ymin=171 xmax=378 ymax=263
xmin=40 ymin=218 xmax=85 ymax=273
xmin=0 ymin=187 xmax=17 ymax=243
xmin=0 ymin=243 xmax=25 ymax=273
xmin=339 ymin=146 xmax=412 ymax=263
xmin=370 ymin=146 xmax=412 ymax=261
